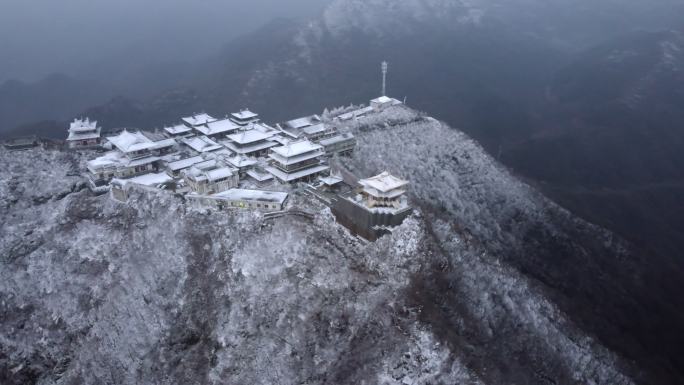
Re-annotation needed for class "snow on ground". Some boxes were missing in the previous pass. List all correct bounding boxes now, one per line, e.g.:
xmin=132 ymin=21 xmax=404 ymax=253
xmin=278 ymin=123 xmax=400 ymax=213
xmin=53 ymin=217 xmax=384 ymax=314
xmin=339 ymin=105 xmax=637 ymax=384
xmin=0 ymin=110 xmax=638 ymax=384
xmin=0 ymin=147 xmax=461 ymax=384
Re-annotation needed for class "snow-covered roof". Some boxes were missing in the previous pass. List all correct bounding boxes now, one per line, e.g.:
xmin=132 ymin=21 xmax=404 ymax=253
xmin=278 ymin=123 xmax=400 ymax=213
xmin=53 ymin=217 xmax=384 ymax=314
xmin=167 ymin=156 xmax=204 ymax=172
xmin=182 ymin=113 xmax=217 ymax=127
xmin=182 ymin=136 xmax=223 ymax=153
xmin=271 ymin=140 xmax=323 ymax=158
xmin=223 ymin=140 xmax=278 ymax=155
xmin=287 ymin=117 xmax=313 ymax=129
xmin=253 ymin=122 xmax=278 ymax=134
xmin=287 ymin=115 xmax=320 ymax=129
xmin=227 ymin=155 xmax=258 ymax=169
xmin=371 ymin=96 xmax=394 ymax=104
xmin=271 ymin=135 xmax=292 ymax=145
xmin=231 ymin=110 xmax=259 ymax=121
xmin=301 ymin=123 xmax=329 ymax=136
xmin=338 ymin=106 xmax=374 ymax=121
xmin=185 ymin=165 xmax=235 ymax=183
xmin=67 ymin=127 xmax=101 ymax=141
xmin=195 ymin=119 xmax=240 ymax=136
xmin=265 ymin=164 xmax=330 ymax=182
xmin=69 ymin=118 xmax=99 ymax=133
xmin=319 ymin=132 xmax=356 ymax=147
xmin=227 ymin=129 xmax=274 ymax=145
xmin=320 ymin=175 xmax=343 ymax=186
xmin=113 ymin=172 xmax=173 ymax=188
xmin=160 ymin=153 xmax=182 ymax=163
xmin=270 ymin=151 xmax=324 ymax=167
xmin=87 ymin=151 xmax=125 ymax=171
xmin=216 ymin=148 xmax=235 ymax=156
xmin=213 ymin=189 xmax=288 ymax=204
xmin=270 ymin=151 xmax=323 ymax=167
xmin=127 ymin=156 xmax=161 ymax=168
xmin=107 ymin=130 xmax=156 ymax=153
xmin=150 ymin=138 xmax=176 ymax=150
xmin=193 ymin=159 xmax=219 ymax=171
xmin=359 ymin=172 xmax=409 ymax=193
xmin=87 ymin=151 xmax=159 ymax=171
xmin=205 ymin=167 xmax=235 ymax=182
xmin=246 ymin=169 xmax=274 ymax=182
xmin=164 ymin=124 xmax=193 ymax=135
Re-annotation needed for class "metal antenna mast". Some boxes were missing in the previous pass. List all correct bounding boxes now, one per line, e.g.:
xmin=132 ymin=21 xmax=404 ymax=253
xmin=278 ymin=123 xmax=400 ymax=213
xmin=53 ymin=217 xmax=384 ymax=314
xmin=381 ymin=61 xmax=388 ymax=96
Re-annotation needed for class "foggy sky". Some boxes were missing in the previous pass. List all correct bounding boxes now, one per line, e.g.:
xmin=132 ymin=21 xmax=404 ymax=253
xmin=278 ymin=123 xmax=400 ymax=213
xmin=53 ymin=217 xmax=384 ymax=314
xmin=0 ymin=0 xmax=331 ymax=83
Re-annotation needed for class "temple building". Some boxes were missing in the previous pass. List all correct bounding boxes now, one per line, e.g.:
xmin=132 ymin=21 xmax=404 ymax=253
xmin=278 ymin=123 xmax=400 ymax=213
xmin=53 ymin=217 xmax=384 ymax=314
xmin=358 ymin=172 xmax=409 ymax=209
xmin=182 ymin=113 xmax=217 ymax=128
xmin=108 ymin=130 xmax=175 ymax=159
xmin=331 ymin=171 xmax=412 ymax=241
xmin=246 ymin=168 xmax=275 ymax=186
xmin=285 ymin=115 xmax=321 ymax=131
xmin=281 ymin=115 xmax=338 ymax=142
xmin=164 ymin=124 xmax=193 ymax=138
xmin=318 ymin=172 xmax=344 ymax=192
xmin=227 ymin=155 xmax=259 ymax=177
xmin=223 ymin=127 xmax=277 ymax=157
xmin=66 ymin=118 xmax=101 ymax=149
xmin=299 ymin=123 xmax=337 ymax=142
xmin=182 ymin=136 xmax=223 ymax=154
xmin=209 ymin=189 xmax=288 ymax=211
xmin=183 ymin=160 xmax=238 ymax=195
xmin=166 ymin=155 xmax=205 ymax=177
xmin=194 ymin=118 xmax=240 ymax=138
xmin=110 ymin=172 xmax=174 ymax=202
xmin=85 ymin=130 xmax=176 ymax=193
xmin=265 ymin=140 xmax=329 ymax=183
xmin=230 ymin=109 xmax=260 ymax=126
xmin=319 ymin=132 xmax=356 ymax=157
xmin=370 ymin=96 xmax=402 ymax=112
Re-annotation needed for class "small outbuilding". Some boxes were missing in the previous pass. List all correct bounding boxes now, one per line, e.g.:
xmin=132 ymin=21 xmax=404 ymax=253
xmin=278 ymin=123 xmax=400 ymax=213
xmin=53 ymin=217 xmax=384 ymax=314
xmin=110 ymin=172 xmax=174 ymax=202
xmin=211 ymin=189 xmax=288 ymax=211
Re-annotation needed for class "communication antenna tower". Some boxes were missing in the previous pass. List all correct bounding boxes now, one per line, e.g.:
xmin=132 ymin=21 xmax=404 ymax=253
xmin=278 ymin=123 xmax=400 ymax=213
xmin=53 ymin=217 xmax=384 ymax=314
xmin=381 ymin=61 xmax=388 ymax=96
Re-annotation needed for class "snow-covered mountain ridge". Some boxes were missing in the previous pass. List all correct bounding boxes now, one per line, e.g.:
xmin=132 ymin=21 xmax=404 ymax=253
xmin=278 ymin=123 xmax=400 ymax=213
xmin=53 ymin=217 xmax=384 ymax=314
xmin=304 ymin=0 xmax=684 ymax=50
xmin=1 ymin=104 xmax=653 ymax=384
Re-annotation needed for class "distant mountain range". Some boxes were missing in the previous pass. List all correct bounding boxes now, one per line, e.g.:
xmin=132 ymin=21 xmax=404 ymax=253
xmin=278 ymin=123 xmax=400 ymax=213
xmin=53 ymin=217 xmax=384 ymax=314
xmin=0 ymin=74 xmax=113 ymax=133
xmin=5 ymin=0 xmax=683 ymax=136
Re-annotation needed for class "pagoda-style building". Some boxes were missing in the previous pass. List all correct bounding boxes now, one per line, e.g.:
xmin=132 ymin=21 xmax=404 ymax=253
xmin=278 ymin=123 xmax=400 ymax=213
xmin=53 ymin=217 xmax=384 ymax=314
xmin=223 ymin=126 xmax=277 ymax=157
xmin=265 ymin=140 xmax=329 ymax=183
xmin=182 ymin=113 xmax=217 ymax=128
xmin=331 ymin=171 xmax=412 ymax=241
xmin=358 ymin=172 xmax=409 ymax=209
xmin=66 ymin=118 xmax=101 ymax=149
xmin=230 ymin=109 xmax=260 ymax=126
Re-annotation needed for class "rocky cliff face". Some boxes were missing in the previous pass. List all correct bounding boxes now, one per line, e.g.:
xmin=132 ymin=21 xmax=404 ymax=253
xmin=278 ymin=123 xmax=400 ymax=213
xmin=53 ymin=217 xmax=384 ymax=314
xmin=1 ymin=105 xmax=669 ymax=384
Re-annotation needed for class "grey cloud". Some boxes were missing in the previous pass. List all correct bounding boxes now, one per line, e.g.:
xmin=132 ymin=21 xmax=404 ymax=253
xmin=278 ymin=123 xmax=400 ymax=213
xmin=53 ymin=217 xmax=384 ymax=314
xmin=0 ymin=0 xmax=330 ymax=82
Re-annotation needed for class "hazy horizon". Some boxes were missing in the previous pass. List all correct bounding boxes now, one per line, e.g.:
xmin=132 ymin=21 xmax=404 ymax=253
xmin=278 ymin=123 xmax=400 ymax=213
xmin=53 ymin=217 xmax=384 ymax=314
xmin=0 ymin=0 xmax=331 ymax=83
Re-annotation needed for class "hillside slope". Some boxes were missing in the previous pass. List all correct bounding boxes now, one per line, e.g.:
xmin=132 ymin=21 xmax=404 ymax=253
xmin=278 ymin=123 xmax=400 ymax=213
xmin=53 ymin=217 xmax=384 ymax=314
xmin=2 ymin=105 xmax=680 ymax=384
xmin=502 ymin=30 xmax=684 ymax=265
